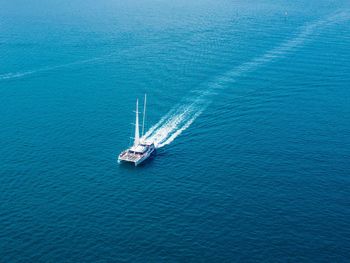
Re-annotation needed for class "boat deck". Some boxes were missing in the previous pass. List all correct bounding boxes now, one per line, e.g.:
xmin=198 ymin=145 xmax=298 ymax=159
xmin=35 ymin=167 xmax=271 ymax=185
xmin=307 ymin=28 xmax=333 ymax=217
xmin=119 ymin=151 xmax=143 ymax=163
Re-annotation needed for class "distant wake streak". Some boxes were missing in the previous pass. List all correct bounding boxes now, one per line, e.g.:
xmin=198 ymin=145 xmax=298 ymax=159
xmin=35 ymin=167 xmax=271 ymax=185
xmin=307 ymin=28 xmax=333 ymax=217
xmin=0 ymin=47 xmax=133 ymax=81
xmin=145 ymin=10 xmax=350 ymax=148
xmin=0 ymin=56 xmax=108 ymax=81
xmin=0 ymin=43 xmax=156 ymax=81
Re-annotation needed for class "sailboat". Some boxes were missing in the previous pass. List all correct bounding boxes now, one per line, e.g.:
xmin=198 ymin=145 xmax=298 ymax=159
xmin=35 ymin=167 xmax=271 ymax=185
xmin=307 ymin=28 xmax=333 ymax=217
xmin=118 ymin=95 xmax=156 ymax=166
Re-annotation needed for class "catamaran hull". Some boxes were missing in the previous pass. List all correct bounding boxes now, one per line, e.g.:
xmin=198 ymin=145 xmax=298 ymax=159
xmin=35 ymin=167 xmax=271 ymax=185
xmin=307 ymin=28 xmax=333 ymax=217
xmin=118 ymin=147 xmax=155 ymax=166
xmin=135 ymin=148 xmax=155 ymax=166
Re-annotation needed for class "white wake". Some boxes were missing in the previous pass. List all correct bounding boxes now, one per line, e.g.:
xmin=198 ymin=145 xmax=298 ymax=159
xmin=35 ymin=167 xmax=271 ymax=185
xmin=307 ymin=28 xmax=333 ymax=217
xmin=144 ymin=10 xmax=350 ymax=149
xmin=0 ymin=49 xmax=129 ymax=81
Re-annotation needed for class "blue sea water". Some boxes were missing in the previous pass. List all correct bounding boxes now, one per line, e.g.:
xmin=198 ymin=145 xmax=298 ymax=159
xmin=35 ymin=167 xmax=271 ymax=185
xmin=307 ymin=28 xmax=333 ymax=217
xmin=1 ymin=0 xmax=350 ymax=261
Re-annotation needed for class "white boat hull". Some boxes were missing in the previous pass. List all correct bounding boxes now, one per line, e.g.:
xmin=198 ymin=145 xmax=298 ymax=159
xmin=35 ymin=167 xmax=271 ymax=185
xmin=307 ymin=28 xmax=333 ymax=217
xmin=118 ymin=144 xmax=155 ymax=166
xmin=134 ymin=147 xmax=155 ymax=166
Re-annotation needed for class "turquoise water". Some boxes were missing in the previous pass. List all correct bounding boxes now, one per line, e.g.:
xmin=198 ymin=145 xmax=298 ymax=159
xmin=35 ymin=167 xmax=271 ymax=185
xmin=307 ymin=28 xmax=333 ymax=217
xmin=1 ymin=0 xmax=350 ymax=261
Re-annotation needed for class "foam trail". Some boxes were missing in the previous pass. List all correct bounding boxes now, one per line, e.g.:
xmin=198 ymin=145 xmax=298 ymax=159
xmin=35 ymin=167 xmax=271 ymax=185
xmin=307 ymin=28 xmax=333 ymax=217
xmin=0 ymin=71 xmax=37 ymax=80
xmin=143 ymin=107 xmax=179 ymax=138
xmin=0 ymin=52 xmax=117 ymax=81
xmin=147 ymin=104 xmax=195 ymax=146
xmin=145 ymin=10 xmax=350 ymax=148
xmin=147 ymin=96 xmax=209 ymax=148
xmin=0 ymin=42 xmax=162 ymax=82
xmin=208 ymin=10 xmax=350 ymax=90
xmin=144 ymin=102 xmax=198 ymax=140
xmin=157 ymin=110 xmax=203 ymax=148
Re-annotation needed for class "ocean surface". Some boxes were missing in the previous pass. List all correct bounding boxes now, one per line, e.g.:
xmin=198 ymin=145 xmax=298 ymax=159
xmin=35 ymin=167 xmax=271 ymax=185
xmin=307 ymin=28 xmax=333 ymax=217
xmin=1 ymin=0 xmax=350 ymax=261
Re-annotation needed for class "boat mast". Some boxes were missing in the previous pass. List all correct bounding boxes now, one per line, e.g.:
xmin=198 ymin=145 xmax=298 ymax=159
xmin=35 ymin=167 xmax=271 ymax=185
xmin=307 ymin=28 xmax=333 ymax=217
xmin=141 ymin=94 xmax=147 ymax=137
xmin=134 ymin=99 xmax=140 ymax=146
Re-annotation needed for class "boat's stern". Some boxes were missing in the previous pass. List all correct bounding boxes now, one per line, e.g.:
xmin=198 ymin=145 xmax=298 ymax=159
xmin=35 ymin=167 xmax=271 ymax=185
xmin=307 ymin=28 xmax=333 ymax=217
xmin=118 ymin=142 xmax=155 ymax=166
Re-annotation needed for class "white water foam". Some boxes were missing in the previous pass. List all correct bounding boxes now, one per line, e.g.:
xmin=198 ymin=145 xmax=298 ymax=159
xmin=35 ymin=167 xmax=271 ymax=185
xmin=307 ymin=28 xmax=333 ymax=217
xmin=145 ymin=10 xmax=350 ymax=149
xmin=143 ymin=107 xmax=179 ymax=139
xmin=146 ymin=104 xmax=195 ymax=147
xmin=0 ymin=71 xmax=35 ymax=80
xmin=156 ymin=110 xmax=203 ymax=148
